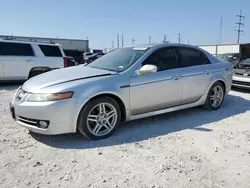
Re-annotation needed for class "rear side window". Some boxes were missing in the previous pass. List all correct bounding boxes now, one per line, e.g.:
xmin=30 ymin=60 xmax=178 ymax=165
xmin=178 ymin=47 xmax=210 ymax=67
xmin=0 ymin=42 xmax=34 ymax=56
xmin=39 ymin=45 xmax=62 ymax=57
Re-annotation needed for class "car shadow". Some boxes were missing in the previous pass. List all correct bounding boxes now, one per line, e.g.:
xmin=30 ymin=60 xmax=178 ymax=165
xmin=0 ymin=82 xmax=23 ymax=91
xmin=31 ymin=94 xmax=250 ymax=149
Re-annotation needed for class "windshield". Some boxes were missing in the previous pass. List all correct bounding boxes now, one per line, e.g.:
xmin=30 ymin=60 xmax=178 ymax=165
xmin=87 ymin=48 xmax=147 ymax=72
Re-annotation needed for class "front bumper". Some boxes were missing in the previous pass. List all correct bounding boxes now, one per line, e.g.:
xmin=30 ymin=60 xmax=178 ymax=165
xmin=10 ymin=89 xmax=78 ymax=135
xmin=232 ymin=75 xmax=250 ymax=89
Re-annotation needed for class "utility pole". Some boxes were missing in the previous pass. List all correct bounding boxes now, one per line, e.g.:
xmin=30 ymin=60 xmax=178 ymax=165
xmin=235 ymin=10 xmax=245 ymax=44
xmin=112 ymin=41 xmax=114 ymax=49
xmin=219 ymin=16 xmax=223 ymax=44
xmin=117 ymin=34 xmax=120 ymax=48
xmin=132 ymin=39 xmax=135 ymax=45
xmin=178 ymin=33 xmax=181 ymax=43
xmin=163 ymin=35 xmax=167 ymax=43
xmin=121 ymin=34 xmax=124 ymax=47
xmin=148 ymin=36 xmax=151 ymax=44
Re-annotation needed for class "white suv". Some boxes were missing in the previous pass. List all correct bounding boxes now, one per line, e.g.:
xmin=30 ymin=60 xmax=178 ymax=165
xmin=0 ymin=39 xmax=73 ymax=81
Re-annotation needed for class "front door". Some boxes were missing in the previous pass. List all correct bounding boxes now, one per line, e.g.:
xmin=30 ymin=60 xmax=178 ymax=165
xmin=176 ymin=47 xmax=212 ymax=104
xmin=130 ymin=47 xmax=183 ymax=115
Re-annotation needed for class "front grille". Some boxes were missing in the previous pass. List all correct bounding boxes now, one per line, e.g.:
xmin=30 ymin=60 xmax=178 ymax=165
xmin=18 ymin=116 xmax=38 ymax=126
xmin=232 ymin=80 xmax=250 ymax=86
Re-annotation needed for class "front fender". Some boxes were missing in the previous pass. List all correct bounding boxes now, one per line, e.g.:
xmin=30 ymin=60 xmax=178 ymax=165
xmin=72 ymin=83 xmax=129 ymax=131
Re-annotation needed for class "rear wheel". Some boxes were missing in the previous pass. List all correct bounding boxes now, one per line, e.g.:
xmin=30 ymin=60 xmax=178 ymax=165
xmin=204 ymin=82 xmax=225 ymax=110
xmin=77 ymin=97 xmax=121 ymax=140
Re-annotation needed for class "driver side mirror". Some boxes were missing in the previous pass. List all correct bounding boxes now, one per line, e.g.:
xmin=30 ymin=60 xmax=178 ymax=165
xmin=138 ymin=64 xmax=157 ymax=75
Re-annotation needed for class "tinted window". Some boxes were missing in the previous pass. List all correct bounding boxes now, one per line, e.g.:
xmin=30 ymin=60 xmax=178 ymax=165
xmin=178 ymin=47 xmax=210 ymax=67
xmin=142 ymin=48 xmax=179 ymax=71
xmin=0 ymin=42 xmax=34 ymax=56
xmin=39 ymin=45 xmax=62 ymax=57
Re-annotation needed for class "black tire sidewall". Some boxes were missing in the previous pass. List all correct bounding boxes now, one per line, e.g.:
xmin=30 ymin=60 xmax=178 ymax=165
xmin=77 ymin=97 xmax=121 ymax=140
xmin=205 ymin=82 xmax=225 ymax=110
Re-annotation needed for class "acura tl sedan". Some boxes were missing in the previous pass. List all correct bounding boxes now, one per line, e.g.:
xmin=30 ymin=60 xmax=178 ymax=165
xmin=10 ymin=44 xmax=232 ymax=140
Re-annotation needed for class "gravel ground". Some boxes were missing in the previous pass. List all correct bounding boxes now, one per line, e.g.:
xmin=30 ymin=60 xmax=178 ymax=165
xmin=0 ymin=85 xmax=250 ymax=188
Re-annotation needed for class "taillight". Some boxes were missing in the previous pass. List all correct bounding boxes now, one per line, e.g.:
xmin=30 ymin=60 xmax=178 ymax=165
xmin=63 ymin=57 xmax=68 ymax=67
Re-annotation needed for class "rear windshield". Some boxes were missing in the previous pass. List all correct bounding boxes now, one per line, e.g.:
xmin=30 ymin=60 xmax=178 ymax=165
xmin=39 ymin=45 xmax=62 ymax=57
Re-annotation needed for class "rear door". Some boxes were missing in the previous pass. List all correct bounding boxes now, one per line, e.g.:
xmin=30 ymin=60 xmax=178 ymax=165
xmin=176 ymin=47 xmax=212 ymax=105
xmin=0 ymin=42 xmax=36 ymax=80
xmin=37 ymin=44 xmax=64 ymax=68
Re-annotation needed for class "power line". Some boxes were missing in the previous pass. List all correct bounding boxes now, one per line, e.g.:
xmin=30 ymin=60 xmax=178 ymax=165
xmin=235 ymin=10 xmax=245 ymax=44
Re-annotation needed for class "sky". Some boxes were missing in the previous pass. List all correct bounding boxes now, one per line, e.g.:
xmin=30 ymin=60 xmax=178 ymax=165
xmin=0 ymin=0 xmax=249 ymax=49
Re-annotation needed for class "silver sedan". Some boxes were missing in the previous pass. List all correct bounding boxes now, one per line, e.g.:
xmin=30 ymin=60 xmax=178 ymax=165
xmin=10 ymin=43 xmax=232 ymax=140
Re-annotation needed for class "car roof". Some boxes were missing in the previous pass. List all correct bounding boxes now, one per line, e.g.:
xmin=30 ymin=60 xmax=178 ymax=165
xmin=0 ymin=38 xmax=62 ymax=46
xmin=123 ymin=43 xmax=199 ymax=49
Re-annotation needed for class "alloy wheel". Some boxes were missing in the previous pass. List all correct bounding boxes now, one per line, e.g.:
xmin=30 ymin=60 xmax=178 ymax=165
xmin=210 ymin=85 xmax=224 ymax=108
xmin=87 ymin=102 xmax=118 ymax=136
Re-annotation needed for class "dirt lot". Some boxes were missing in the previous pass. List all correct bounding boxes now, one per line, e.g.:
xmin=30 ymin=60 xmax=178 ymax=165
xmin=0 ymin=85 xmax=250 ymax=188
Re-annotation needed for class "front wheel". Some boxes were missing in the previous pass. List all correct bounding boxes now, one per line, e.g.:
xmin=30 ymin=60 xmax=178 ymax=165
xmin=77 ymin=97 xmax=121 ymax=140
xmin=204 ymin=82 xmax=225 ymax=110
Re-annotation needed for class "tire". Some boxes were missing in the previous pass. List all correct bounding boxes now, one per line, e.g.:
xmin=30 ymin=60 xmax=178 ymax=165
xmin=28 ymin=68 xmax=51 ymax=79
xmin=203 ymin=82 xmax=225 ymax=110
xmin=77 ymin=97 xmax=121 ymax=140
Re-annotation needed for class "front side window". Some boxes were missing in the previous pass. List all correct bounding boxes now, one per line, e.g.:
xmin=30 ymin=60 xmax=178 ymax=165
xmin=178 ymin=47 xmax=210 ymax=67
xmin=0 ymin=42 xmax=34 ymax=56
xmin=142 ymin=47 xmax=179 ymax=71
xmin=87 ymin=48 xmax=147 ymax=72
xmin=39 ymin=45 xmax=62 ymax=57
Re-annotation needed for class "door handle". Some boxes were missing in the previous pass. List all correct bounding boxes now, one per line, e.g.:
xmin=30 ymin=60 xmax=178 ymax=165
xmin=205 ymin=70 xmax=210 ymax=75
xmin=172 ymin=75 xmax=181 ymax=80
xmin=26 ymin=59 xmax=32 ymax=62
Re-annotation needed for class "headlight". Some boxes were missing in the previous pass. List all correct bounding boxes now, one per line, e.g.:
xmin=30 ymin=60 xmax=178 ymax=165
xmin=28 ymin=92 xmax=74 ymax=102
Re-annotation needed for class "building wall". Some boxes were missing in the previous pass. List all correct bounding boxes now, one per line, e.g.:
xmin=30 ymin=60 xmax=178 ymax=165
xmin=0 ymin=35 xmax=89 ymax=52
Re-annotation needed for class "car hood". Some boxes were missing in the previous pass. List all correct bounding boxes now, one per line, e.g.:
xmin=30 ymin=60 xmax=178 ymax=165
xmin=22 ymin=66 xmax=116 ymax=92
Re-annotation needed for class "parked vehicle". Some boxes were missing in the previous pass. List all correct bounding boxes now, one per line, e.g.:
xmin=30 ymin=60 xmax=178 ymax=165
xmin=64 ymin=49 xmax=84 ymax=64
xmin=64 ymin=56 xmax=78 ymax=66
xmin=83 ymin=52 xmax=93 ymax=63
xmin=85 ymin=52 xmax=106 ymax=64
xmin=216 ymin=53 xmax=239 ymax=64
xmin=10 ymin=43 xmax=232 ymax=140
xmin=0 ymin=39 xmax=72 ymax=81
xmin=232 ymin=43 xmax=250 ymax=89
